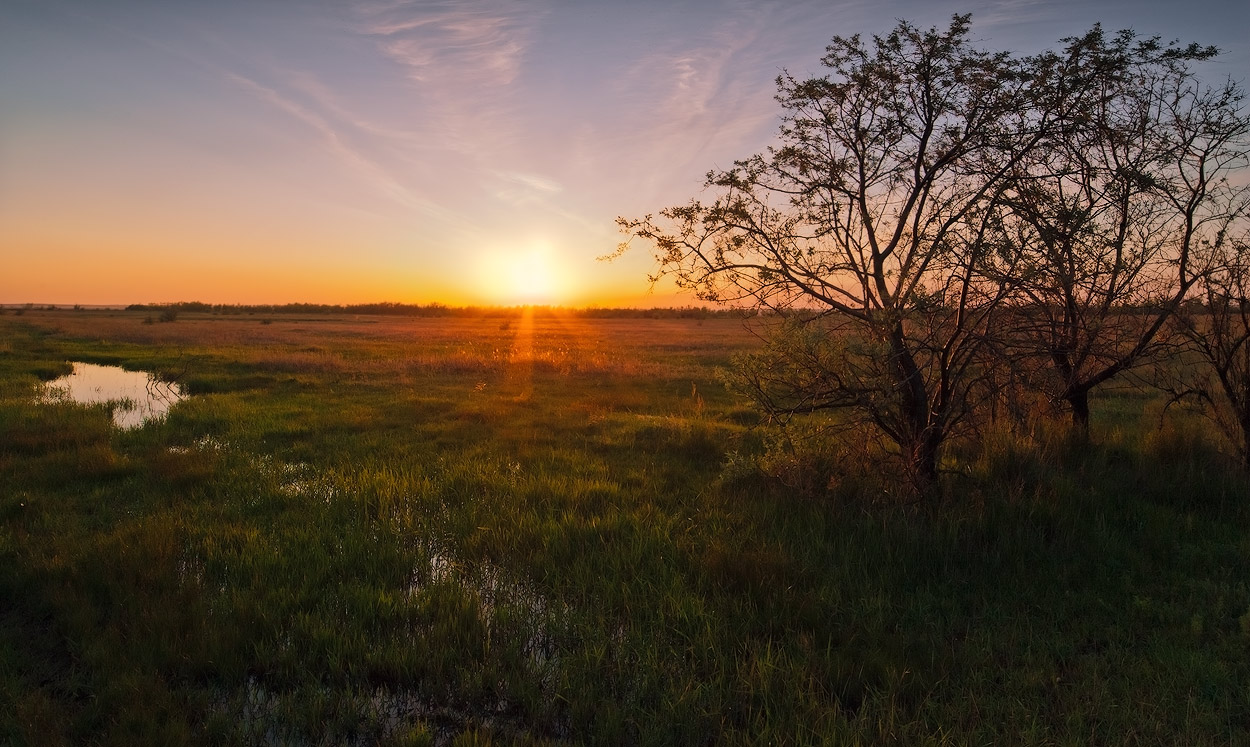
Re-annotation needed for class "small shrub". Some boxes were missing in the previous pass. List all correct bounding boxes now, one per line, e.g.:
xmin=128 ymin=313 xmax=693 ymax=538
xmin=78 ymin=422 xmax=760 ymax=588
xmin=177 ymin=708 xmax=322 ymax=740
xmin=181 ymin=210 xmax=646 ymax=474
xmin=746 ymin=421 xmax=900 ymax=501
xmin=159 ymin=308 xmax=179 ymax=323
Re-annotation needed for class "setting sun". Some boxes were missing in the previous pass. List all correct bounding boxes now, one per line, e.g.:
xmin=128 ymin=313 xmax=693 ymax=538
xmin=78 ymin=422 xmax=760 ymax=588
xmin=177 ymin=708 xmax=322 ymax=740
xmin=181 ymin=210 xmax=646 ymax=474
xmin=476 ymin=241 xmax=573 ymax=305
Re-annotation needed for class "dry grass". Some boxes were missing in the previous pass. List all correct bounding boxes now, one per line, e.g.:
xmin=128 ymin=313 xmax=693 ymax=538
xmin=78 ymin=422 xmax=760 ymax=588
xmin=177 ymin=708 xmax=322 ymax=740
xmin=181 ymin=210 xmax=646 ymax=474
xmin=14 ymin=308 xmax=759 ymax=381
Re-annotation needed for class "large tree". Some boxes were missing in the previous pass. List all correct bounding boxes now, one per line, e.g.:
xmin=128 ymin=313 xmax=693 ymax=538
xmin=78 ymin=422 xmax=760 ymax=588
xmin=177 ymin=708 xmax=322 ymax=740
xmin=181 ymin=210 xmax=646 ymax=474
xmin=619 ymin=16 xmax=1052 ymax=491
xmin=621 ymin=16 xmax=1249 ymax=489
xmin=1002 ymin=28 xmax=1249 ymax=428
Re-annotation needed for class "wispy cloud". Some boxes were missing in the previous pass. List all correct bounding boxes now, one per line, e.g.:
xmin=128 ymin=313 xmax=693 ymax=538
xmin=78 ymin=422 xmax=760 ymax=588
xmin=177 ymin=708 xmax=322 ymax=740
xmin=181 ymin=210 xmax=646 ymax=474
xmin=280 ymin=70 xmax=430 ymax=148
xmin=339 ymin=0 xmax=579 ymax=242
xmin=46 ymin=1 xmax=462 ymax=224
xmin=361 ymin=3 xmax=534 ymax=86
xmin=350 ymin=0 xmax=548 ymax=154
xmin=574 ymin=6 xmax=791 ymax=206
xmin=966 ymin=0 xmax=1079 ymax=44
xmin=495 ymin=170 xmax=561 ymax=195
xmin=223 ymin=71 xmax=454 ymax=221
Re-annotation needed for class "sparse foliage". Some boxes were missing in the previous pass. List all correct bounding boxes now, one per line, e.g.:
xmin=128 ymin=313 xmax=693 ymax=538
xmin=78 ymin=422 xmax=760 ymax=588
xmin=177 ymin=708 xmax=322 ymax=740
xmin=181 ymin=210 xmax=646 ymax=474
xmin=1170 ymin=238 xmax=1250 ymax=464
xmin=621 ymin=16 xmax=1049 ymax=491
xmin=621 ymin=15 xmax=1250 ymax=492
xmin=1003 ymin=28 xmax=1250 ymax=427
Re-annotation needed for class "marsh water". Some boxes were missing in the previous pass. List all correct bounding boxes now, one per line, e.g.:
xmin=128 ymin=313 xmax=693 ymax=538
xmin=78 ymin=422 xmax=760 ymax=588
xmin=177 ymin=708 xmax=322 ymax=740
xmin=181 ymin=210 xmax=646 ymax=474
xmin=41 ymin=362 xmax=186 ymax=428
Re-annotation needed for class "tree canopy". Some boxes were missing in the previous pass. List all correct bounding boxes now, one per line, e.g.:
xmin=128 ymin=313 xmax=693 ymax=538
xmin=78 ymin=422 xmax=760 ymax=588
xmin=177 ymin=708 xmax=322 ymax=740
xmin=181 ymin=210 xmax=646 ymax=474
xmin=620 ymin=15 xmax=1250 ymax=492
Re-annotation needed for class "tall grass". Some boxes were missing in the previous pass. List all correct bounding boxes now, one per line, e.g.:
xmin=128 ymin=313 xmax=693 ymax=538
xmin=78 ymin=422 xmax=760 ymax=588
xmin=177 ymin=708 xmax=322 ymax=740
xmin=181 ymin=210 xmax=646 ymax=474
xmin=1 ymin=309 xmax=1248 ymax=744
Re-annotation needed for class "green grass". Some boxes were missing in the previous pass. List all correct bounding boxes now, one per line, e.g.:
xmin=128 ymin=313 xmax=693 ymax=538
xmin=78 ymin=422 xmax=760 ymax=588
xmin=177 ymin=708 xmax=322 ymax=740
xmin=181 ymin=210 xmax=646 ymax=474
xmin=1 ymin=309 xmax=1248 ymax=745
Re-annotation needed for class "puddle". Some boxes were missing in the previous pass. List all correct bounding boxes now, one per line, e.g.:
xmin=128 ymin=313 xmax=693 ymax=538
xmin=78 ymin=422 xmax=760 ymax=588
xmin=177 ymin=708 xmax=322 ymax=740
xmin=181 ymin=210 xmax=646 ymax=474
xmin=41 ymin=362 xmax=186 ymax=428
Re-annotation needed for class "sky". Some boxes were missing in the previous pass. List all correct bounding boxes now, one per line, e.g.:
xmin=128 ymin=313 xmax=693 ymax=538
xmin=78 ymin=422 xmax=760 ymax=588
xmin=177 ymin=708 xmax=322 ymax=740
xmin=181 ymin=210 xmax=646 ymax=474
xmin=3 ymin=0 xmax=1247 ymax=307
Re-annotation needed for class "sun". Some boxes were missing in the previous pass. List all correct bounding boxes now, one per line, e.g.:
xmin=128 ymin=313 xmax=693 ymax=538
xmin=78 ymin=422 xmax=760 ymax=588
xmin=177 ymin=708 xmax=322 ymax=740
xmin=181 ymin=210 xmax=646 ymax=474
xmin=477 ymin=240 xmax=571 ymax=305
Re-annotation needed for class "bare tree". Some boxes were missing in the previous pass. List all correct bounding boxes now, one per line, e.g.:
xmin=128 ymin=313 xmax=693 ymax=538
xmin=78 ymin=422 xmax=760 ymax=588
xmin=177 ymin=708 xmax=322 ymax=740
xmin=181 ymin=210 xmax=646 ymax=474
xmin=1002 ymin=28 xmax=1248 ymax=428
xmin=619 ymin=16 xmax=1050 ymax=492
xmin=1170 ymin=237 xmax=1250 ymax=465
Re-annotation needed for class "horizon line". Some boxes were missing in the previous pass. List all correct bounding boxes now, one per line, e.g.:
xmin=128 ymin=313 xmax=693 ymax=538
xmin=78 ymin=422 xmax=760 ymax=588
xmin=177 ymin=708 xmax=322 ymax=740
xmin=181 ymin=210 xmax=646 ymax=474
xmin=0 ymin=300 xmax=735 ymax=312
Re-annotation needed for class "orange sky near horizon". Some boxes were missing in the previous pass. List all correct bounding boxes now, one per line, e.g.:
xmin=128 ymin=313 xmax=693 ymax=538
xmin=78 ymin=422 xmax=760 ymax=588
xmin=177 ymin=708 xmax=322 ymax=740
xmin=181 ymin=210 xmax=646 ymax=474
xmin=3 ymin=1 xmax=1246 ymax=308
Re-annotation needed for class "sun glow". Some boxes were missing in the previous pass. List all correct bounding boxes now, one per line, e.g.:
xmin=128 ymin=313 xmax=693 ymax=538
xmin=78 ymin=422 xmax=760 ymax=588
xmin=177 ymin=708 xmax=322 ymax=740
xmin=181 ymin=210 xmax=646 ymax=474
xmin=476 ymin=240 xmax=573 ymax=305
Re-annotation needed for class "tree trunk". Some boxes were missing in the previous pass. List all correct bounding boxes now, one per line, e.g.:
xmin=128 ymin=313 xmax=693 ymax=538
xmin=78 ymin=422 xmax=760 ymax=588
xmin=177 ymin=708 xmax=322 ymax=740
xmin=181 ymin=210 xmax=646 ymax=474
xmin=1241 ymin=416 xmax=1250 ymax=471
xmin=909 ymin=426 xmax=943 ymax=494
xmin=1066 ymin=388 xmax=1091 ymax=431
xmin=889 ymin=322 xmax=942 ymax=493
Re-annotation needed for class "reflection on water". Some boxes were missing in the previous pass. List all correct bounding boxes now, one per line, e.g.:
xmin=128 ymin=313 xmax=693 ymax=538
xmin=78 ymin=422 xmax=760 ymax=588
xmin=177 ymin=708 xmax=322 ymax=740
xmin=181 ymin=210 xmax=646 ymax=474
xmin=42 ymin=362 xmax=186 ymax=428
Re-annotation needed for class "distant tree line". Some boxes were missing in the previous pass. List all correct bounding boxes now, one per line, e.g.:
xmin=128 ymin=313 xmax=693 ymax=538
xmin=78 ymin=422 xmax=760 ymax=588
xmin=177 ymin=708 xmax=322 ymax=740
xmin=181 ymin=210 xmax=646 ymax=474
xmin=621 ymin=16 xmax=1250 ymax=489
xmin=121 ymin=301 xmax=746 ymax=319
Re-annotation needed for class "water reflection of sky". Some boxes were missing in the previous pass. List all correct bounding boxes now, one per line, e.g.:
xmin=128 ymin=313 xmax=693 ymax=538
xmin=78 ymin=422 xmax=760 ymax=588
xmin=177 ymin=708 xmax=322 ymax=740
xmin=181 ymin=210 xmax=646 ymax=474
xmin=42 ymin=362 xmax=185 ymax=429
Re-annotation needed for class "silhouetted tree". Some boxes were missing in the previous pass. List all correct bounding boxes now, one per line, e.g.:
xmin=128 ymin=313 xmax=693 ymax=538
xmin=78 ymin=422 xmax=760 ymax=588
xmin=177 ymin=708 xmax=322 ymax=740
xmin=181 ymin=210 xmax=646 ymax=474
xmin=621 ymin=15 xmax=1249 ymax=492
xmin=1003 ymin=28 xmax=1248 ymax=428
xmin=620 ymin=16 xmax=1054 ymax=492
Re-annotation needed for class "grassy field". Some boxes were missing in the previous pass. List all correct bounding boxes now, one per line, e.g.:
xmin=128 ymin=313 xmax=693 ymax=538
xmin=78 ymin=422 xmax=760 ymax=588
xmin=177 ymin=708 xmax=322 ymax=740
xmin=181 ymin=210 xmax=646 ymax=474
xmin=2 ymin=308 xmax=1248 ymax=745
